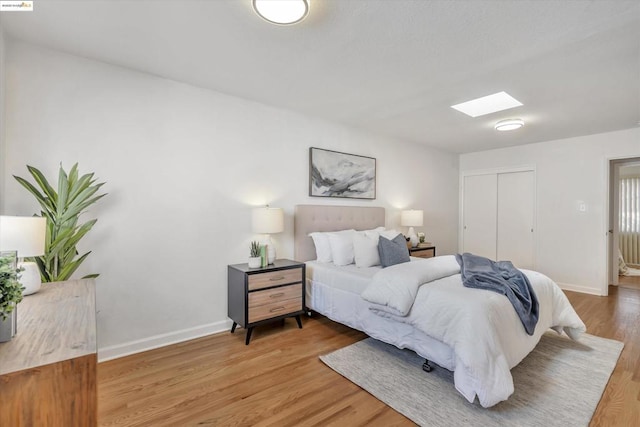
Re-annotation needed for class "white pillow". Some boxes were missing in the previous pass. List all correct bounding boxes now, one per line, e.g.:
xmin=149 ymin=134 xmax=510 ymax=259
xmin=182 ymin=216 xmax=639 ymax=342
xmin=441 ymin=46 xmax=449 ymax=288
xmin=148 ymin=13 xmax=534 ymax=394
xmin=327 ymin=230 xmax=357 ymax=266
xmin=309 ymin=232 xmax=332 ymax=263
xmin=353 ymin=232 xmax=381 ymax=268
xmin=363 ymin=226 xmax=385 ymax=239
xmin=380 ymin=229 xmax=402 ymax=240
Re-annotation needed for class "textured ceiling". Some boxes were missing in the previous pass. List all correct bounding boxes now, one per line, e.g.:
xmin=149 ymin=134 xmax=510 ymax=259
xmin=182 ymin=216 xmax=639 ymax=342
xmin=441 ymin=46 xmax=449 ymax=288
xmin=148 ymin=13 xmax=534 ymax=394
xmin=1 ymin=0 xmax=639 ymax=153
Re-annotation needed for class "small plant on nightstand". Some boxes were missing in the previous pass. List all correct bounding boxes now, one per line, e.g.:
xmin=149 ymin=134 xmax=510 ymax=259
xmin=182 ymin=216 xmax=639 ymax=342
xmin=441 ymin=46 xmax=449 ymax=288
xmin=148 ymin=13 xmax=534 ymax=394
xmin=248 ymin=241 xmax=262 ymax=268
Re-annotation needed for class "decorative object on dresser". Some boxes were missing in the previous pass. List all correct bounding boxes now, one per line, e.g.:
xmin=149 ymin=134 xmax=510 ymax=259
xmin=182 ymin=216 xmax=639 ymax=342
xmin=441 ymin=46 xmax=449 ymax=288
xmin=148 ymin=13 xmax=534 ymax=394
xmin=309 ymin=147 xmax=376 ymax=199
xmin=0 ymin=215 xmax=46 ymax=295
xmin=13 ymin=163 xmax=107 ymax=282
xmin=0 ymin=251 xmax=23 ymax=342
xmin=400 ymin=209 xmax=423 ymax=247
xmin=228 ymin=259 xmax=305 ymax=345
xmin=409 ymin=243 xmax=436 ymax=259
xmin=248 ymin=241 xmax=262 ymax=268
xmin=252 ymin=205 xmax=284 ymax=264
xmin=0 ymin=279 xmax=97 ymax=426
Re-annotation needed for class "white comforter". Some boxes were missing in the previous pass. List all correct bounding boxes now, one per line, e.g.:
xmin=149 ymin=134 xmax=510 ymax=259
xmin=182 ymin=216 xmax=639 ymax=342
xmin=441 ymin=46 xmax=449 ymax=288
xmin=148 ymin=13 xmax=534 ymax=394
xmin=361 ymin=256 xmax=586 ymax=407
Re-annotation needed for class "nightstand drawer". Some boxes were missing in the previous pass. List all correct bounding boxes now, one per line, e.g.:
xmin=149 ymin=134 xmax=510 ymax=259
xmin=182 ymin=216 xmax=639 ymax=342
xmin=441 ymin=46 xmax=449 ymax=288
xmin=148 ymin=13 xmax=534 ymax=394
xmin=249 ymin=298 xmax=302 ymax=323
xmin=412 ymin=249 xmax=435 ymax=258
xmin=248 ymin=268 xmax=303 ymax=290
xmin=249 ymin=284 xmax=302 ymax=307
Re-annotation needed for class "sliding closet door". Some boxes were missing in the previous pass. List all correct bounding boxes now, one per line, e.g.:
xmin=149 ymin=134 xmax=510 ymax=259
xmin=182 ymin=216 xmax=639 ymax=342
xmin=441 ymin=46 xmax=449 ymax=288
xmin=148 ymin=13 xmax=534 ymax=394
xmin=497 ymin=171 xmax=535 ymax=268
xmin=462 ymin=174 xmax=498 ymax=259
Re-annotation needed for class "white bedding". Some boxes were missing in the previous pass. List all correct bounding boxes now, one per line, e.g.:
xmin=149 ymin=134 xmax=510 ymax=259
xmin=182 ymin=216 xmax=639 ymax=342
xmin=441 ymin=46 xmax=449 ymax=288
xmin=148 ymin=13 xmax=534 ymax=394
xmin=361 ymin=256 xmax=460 ymax=316
xmin=308 ymin=257 xmax=586 ymax=408
xmin=361 ymin=256 xmax=586 ymax=407
xmin=306 ymin=260 xmax=456 ymax=370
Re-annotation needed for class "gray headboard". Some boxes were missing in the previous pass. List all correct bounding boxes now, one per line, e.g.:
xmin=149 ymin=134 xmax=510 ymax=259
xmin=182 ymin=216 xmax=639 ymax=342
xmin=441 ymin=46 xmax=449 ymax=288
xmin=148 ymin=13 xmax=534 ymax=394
xmin=294 ymin=205 xmax=386 ymax=262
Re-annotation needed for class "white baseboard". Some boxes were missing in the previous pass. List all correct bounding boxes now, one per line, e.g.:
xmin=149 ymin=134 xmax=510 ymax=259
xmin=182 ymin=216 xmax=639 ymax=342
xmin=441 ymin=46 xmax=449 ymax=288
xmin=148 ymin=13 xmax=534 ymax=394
xmin=557 ymin=282 xmax=605 ymax=296
xmin=98 ymin=319 xmax=234 ymax=362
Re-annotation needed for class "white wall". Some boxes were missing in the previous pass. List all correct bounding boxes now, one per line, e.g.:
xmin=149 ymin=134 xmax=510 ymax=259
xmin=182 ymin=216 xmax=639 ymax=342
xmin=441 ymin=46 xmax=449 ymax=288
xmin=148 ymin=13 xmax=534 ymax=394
xmin=460 ymin=127 xmax=640 ymax=295
xmin=4 ymin=41 xmax=459 ymax=358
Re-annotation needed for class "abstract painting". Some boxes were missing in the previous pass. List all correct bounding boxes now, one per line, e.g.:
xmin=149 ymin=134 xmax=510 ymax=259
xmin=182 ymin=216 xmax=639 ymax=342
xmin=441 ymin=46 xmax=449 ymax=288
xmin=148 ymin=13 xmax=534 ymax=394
xmin=309 ymin=147 xmax=376 ymax=199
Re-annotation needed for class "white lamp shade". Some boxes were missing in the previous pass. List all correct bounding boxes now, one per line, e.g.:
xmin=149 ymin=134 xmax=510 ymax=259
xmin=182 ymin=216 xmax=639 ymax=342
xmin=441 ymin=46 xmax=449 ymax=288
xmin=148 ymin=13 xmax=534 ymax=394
xmin=400 ymin=210 xmax=424 ymax=227
xmin=0 ymin=216 xmax=47 ymax=257
xmin=252 ymin=207 xmax=284 ymax=234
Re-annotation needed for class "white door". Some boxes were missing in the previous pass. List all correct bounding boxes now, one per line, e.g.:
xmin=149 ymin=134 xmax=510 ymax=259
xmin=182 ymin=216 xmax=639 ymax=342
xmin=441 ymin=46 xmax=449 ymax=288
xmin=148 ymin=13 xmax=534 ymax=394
xmin=463 ymin=174 xmax=497 ymax=260
xmin=497 ymin=171 xmax=535 ymax=268
xmin=610 ymin=162 xmax=620 ymax=286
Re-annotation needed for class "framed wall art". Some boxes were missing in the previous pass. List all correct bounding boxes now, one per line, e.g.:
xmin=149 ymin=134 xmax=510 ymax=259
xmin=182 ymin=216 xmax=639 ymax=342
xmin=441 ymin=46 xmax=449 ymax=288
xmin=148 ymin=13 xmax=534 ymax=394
xmin=309 ymin=147 xmax=376 ymax=199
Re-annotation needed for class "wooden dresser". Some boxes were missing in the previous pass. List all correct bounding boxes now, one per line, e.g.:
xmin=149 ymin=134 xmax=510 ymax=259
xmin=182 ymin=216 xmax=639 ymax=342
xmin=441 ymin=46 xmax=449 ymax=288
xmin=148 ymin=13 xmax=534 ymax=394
xmin=0 ymin=279 xmax=97 ymax=426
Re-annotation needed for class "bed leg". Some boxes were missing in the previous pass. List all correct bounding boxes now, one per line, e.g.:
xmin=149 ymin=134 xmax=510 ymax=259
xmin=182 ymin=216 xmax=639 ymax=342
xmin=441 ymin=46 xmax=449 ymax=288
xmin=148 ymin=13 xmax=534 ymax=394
xmin=422 ymin=360 xmax=433 ymax=372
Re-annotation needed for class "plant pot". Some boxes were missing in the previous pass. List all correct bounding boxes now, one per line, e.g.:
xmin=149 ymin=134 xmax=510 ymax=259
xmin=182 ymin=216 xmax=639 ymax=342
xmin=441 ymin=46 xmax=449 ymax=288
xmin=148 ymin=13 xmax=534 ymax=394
xmin=0 ymin=307 xmax=17 ymax=343
xmin=248 ymin=257 xmax=262 ymax=269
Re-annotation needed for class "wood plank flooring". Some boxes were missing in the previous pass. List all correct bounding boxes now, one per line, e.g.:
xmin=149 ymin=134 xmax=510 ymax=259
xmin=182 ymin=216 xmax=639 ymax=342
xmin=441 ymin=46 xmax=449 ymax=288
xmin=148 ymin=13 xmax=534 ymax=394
xmin=98 ymin=287 xmax=640 ymax=426
xmin=619 ymin=273 xmax=640 ymax=290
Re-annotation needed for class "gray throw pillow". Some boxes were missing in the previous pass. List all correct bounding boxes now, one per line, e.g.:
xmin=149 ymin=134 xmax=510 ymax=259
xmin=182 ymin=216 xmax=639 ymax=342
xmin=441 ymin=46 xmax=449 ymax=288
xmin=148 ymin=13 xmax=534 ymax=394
xmin=378 ymin=234 xmax=410 ymax=268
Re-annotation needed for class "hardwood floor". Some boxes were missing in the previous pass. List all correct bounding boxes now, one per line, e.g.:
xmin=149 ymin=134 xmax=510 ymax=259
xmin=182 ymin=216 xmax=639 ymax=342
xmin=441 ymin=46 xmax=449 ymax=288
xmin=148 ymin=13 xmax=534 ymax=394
xmin=571 ymin=286 xmax=640 ymax=427
xmin=618 ymin=273 xmax=640 ymax=290
xmin=98 ymin=287 xmax=640 ymax=426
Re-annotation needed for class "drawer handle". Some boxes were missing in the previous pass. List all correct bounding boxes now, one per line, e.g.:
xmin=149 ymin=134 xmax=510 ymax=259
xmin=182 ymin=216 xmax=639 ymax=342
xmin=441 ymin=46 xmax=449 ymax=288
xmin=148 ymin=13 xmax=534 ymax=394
xmin=270 ymin=306 xmax=286 ymax=313
xmin=269 ymin=276 xmax=285 ymax=281
xmin=270 ymin=292 xmax=285 ymax=298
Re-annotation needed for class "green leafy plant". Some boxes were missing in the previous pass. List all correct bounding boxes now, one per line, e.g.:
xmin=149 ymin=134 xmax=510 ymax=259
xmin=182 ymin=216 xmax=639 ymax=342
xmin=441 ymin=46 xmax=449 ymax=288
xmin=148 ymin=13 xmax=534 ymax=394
xmin=0 ymin=253 xmax=24 ymax=321
xmin=14 ymin=163 xmax=107 ymax=282
xmin=250 ymin=241 xmax=261 ymax=258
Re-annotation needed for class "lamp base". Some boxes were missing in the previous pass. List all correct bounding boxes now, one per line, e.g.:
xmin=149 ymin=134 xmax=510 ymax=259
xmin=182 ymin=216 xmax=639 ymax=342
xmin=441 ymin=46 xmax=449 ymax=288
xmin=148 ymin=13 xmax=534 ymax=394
xmin=263 ymin=235 xmax=277 ymax=264
xmin=407 ymin=227 xmax=419 ymax=248
xmin=19 ymin=261 xmax=42 ymax=296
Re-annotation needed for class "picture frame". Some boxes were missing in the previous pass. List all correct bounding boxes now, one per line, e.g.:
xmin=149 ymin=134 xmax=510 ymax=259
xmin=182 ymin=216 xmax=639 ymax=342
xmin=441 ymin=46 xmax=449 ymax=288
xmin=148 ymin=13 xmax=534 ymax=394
xmin=309 ymin=147 xmax=376 ymax=199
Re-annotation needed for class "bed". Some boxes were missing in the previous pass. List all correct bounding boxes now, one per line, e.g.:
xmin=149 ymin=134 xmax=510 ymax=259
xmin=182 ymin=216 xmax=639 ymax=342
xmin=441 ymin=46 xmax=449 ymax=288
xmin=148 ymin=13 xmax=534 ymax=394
xmin=294 ymin=204 xmax=586 ymax=408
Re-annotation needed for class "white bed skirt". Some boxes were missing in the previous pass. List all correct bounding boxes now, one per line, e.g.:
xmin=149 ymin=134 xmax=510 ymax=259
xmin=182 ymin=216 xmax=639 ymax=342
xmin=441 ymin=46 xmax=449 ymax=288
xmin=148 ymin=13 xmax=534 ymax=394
xmin=307 ymin=278 xmax=456 ymax=372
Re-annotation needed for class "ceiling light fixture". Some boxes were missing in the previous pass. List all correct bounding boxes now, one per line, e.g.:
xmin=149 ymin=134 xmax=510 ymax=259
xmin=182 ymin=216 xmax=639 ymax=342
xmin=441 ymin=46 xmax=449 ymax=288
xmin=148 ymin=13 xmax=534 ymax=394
xmin=451 ymin=91 xmax=523 ymax=117
xmin=494 ymin=118 xmax=524 ymax=131
xmin=253 ymin=0 xmax=309 ymax=25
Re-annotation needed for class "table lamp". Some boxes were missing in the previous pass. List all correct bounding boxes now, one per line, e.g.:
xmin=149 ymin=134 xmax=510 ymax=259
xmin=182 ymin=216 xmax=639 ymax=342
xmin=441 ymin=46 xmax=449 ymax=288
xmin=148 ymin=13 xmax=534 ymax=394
xmin=252 ymin=206 xmax=284 ymax=264
xmin=0 ymin=216 xmax=47 ymax=295
xmin=401 ymin=210 xmax=423 ymax=248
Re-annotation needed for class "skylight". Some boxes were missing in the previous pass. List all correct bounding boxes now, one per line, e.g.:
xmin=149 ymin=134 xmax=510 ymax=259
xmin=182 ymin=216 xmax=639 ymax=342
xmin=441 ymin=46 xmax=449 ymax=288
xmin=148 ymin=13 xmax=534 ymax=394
xmin=451 ymin=92 xmax=523 ymax=117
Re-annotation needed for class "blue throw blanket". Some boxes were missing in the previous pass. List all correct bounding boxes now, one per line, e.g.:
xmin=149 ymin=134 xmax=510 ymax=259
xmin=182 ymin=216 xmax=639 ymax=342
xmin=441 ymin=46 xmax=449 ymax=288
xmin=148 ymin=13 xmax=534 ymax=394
xmin=456 ymin=253 xmax=539 ymax=335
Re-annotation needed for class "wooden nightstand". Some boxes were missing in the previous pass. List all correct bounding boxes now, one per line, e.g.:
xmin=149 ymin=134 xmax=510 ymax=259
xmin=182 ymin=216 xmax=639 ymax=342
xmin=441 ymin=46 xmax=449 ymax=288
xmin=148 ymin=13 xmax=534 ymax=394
xmin=227 ymin=259 xmax=306 ymax=345
xmin=409 ymin=243 xmax=436 ymax=259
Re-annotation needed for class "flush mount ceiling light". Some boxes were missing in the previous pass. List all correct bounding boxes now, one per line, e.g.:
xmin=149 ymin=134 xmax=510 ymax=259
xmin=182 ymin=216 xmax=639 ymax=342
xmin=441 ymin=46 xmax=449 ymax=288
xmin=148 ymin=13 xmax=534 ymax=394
xmin=494 ymin=118 xmax=524 ymax=131
xmin=451 ymin=91 xmax=523 ymax=117
xmin=253 ymin=0 xmax=309 ymax=25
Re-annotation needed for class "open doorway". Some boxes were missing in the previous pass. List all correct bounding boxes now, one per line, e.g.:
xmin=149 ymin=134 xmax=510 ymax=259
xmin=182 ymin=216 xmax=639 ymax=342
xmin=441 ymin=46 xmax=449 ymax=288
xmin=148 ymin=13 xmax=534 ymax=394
xmin=609 ymin=157 xmax=640 ymax=291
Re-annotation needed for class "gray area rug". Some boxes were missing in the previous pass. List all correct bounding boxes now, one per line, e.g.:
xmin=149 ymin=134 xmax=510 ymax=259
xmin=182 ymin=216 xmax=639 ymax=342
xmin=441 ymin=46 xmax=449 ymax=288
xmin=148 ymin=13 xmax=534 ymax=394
xmin=320 ymin=332 xmax=623 ymax=427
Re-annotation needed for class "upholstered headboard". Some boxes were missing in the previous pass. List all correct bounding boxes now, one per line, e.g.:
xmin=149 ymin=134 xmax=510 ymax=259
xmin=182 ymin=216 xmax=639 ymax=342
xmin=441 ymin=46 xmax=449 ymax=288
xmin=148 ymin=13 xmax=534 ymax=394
xmin=294 ymin=205 xmax=386 ymax=262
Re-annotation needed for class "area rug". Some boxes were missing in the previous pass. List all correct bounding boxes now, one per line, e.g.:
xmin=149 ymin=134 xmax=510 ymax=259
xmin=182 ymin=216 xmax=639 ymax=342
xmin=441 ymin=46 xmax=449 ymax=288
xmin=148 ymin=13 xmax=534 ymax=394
xmin=320 ymin=332 xmax=623 ymax=427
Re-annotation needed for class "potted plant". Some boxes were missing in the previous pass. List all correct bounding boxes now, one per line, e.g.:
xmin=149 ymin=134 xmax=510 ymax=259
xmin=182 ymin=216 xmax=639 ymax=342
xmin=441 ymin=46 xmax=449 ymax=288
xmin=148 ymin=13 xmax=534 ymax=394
xmin=248 ymin=241 xmax=262 ymax=268
xmin=0 ymin=251 xmax=24 ymax=342
xmin=13 ymin=163 xmax=107 ymax=282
